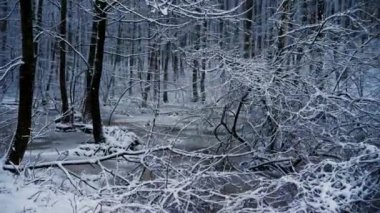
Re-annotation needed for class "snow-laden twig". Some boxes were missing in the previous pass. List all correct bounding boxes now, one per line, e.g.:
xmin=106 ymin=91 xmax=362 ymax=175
xmin=56 ymin=163 xmax=83 ymax=195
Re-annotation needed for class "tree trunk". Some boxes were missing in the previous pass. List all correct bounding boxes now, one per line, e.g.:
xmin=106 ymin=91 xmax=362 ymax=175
xmin=45 ymin=41 xmax=57 ymax=95
xmin=90 ymin=0 xmax=107 ymax=143
xmin=0 ymin=1 xmax=9 ymax=100
xmin=104 ymin=22 xmax=122 ymax=104
xmin=6 ymin=0 xmax=36 ymax=165
xmin=192 ymin=60 xmax=199 ymax=102
xmin=82 ymin=12 xmax=98 ymax=122
xmin=200 ymin=19 xmax=207 ymax=103
xmin=142 ymin=66 xmax=152 ymax=108
xmin=163 ymin=42 xmax=170 ymax=103
xmin=35 ymin=0 xmax=44 ymax=104
xmin=142 ymin=42 xmax=156 ymax=108
xmin=0 ymin=1 xmax=7 ymax=65
xmin=172 ymin=42 xmax=179 ymax=81
xmin=218 ymin=0 xmax=225 ymax=49
xmin=243 ymin=0 xmax=254 ymax=58
xmin=36 ymin=0 xmax=44 ymax=29
xmin=129 ymin=23 xmax=135 ymax=96
xmin=192 ymin=22 xmax=201 ymax=102
xmin=59 ymin=0 xmax=70 ymax=123
xmin=277 ymin=0 xmax=290 ymax=55
xmin=153 ymin=45 xmax=160 ymax=106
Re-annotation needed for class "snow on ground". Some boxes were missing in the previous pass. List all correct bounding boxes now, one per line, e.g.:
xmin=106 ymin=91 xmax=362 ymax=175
xmin=0 ymin=158 xmax=98 ymax=213
xmin=1 ymin=134 xmax=379 ymax=212
xmin=0 ymin=104 xmax=379 ymax=212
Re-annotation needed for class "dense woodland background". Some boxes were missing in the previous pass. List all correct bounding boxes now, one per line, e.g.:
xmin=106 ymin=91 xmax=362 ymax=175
xmin=0 ymin=0 xmax=379 ymax=212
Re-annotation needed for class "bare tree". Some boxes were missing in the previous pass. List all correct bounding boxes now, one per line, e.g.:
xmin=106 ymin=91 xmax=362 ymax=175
xmin=162 ymin=42 xmax=170 ymax=103
xmin=0 ymin=0 xmax=11 ymax=101
xmin=6 ymin=0 xmax=36 ymax=165
xmin=0 ymin=0 xmax=7 ymax=65
xmin=192 ymin=21 xmax=201 ymax=102
xmin=200 ymin=19 xmax=207 ymax=103
xmin=243 ymin=0 xmax=254 ymax=58
xmin=89 ymin=0 xmax=107 ymax=143
xmin=59 ymin=0 xmax=70 ymax=123
xmin=82 ymin=9 xmax=98 ymax=122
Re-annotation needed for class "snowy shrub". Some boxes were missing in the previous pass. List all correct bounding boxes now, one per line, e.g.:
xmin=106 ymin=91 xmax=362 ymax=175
xmin=93 ymin=143 xmax=379 ymax=212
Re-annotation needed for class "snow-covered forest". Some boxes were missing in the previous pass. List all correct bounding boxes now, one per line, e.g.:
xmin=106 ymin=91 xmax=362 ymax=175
xmin=0 ymin=0 xmax=379 ymax=212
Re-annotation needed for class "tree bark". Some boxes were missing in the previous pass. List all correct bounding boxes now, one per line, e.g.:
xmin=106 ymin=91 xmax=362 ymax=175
xmin=200 ymin=19 xmax=207 ymax=103
xmin=35 ymin=0 xmax=45 ymax=104
xmin=153 ymin=46 xmax=160 ymax=105
xmin=142 ymin=42 xmax=156 ymax=108
xmin=90 ymin=0 xmax=107 ymax=143
xmin=0 ymin=1 xmax=9 ymax=99
xmin=82 ymin=12 xmax=99 ymax=122
xmin=129 ymin=23 xmax=135 ymax=96
xmin=192 ymin=60 xmax=199 ymax=102
xmin=192 ymin=22 xmax=201 ymax=102
xmin=103 ymin=22 xmax=121 ymax=104
xmin=277 ymin=0 xmax=290 ymax=55
xmin=163 ymin=42 xmax=170 ymax=103
xmin=243 ymin=0 xmax=254 ymax=58
xmin=59 ymin=0 xmax=70 ymax=123
xmin=172 ymin=42 xmax=179 ymax=81
xmin=6 ymin=0 xmax=36 ymax=165
xmin=36 ymin=0 xmax=44 ymax=29
xmin=0 ymin=1 xmax=7 ymax=64
xmin=45 ymin=41 xmax=57 ymax=95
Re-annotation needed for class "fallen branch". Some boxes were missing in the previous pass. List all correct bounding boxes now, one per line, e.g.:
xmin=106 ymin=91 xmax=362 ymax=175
xmin=2 ymin=146 xmax=171 ymax=172
xmin=4 ymin=145 xmax=258 ymax=173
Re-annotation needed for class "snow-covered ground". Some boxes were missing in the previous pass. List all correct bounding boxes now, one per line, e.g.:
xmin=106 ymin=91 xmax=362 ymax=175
xmin=0 ymin=104 xmax=379 ymax=212
xmin=0 ymin=158 xmax=99 ymax=213
xmin=1 ymin=141 xmax=379 ymax=212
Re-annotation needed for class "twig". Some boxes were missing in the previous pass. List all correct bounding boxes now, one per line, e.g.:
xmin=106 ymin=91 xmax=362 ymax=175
xmin=57 ymin=163 xmax=83 ymax=195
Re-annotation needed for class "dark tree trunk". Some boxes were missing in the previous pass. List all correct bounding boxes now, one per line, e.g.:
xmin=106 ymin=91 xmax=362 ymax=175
xmin=137 ymin=25 xmax=144 ymax=100
xmin=59 ymin=0 xmax=70 ymax=123
xmin=142 ymin=25 xmax=154 ymax=108
xmin=82 ymin=13 xmax=98 ymax=122
xmin=142 ymin=42 xmax=156 ymax=108
xmin=163 ymin=42 xmax=170 ymax=103
xmin=67 ymin=0 xmax=73 ymax=45
xmin=36 ymin=0 xmax=44 ymax=29
xmin=172 ymin=43 xmax=179 ymax=81
xmin=104 ymin=22 xmax=122 ymax=104
xmin=45 ymin=42 xmax=57 ymax=94
xmin=200 ymin=20 xmax=207 ymax=103
xmin=316 ymin=0 xmax=325 ymax=24
xmin=153 ymin=45 xmax=160 ymax=105
xmin=35 ymin=0 xmax=44 ymax=103
xmin=142 ymin=67 xmax=152 ymax=108
xmin=277 ymin=0 xmax=290 ymax=55
xmin=6 ymin=0 xmax=36 ymax=165
xmin=0 ymin=1 xmax=8 ymax=91
xmin=218 ymin=0 xmax=225 ymax=48
xmin=243 ymin=0 xmax=254 ymax=58
xmin=129 ymin=23 xmax=135 ymax=96
xmin=90 ymin=0 xmax=107 ymax=143
xmin=192 ymin=22 xmax=201 ymax=102
xmin=192 ymin=60 xmax=199 ymax=102
xmin=0 ymin=1 xmax=7 ymax=57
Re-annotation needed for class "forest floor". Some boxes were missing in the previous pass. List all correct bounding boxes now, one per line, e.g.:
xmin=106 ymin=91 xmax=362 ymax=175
xmin=20 ymin=103 xmax=220 ymax=176
xmin=0 ymin=101 xmax=237 ymax=212
xmin=1 ymin=100 xmax=379 ymax=212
